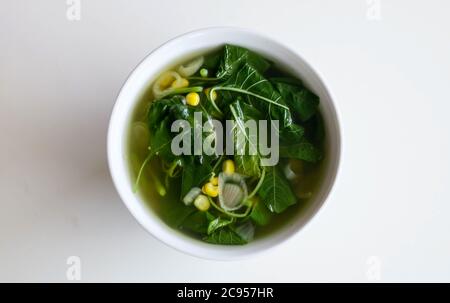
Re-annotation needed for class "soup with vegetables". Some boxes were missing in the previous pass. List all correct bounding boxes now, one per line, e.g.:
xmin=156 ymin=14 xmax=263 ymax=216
xmin=128 ymin=45 xmax=325 ymax=245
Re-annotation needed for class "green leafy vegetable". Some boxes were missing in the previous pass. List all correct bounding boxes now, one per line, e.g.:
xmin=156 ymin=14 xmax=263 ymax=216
xmin=230 ymin=100 xmax=262 ymax=177
xmin=257 ymin=165 xmax=297 ymax=213
xmin=181 ymin=156 xmax=214 ymax=199
xmin=181 ymin=211 xmax=209 ymax=234
xmin=279 ymin=123 xmax=305 ymax=143
xmin=279 ymin=141 xmax=322 ymax=163
xmin=203 ymin=227 xmax=247 ymax=245
xmin=250 ymin=199 xmax=272 ymax=226
xmin=131 ymin=43 xmax=325 ymax=246
xmin=217 ymin=44 xmax=271 ymax=79
xmin=202 ymin=50 xmax=222 ymax=72
xmin=148 ymin=117 xmax=174 ymax=161
xmin=165 ymin=203 xmax=196 ymax=228
xmin=274 ymin=80 xmax=319 ymax=122
xmin=233 ymin=221 xmax=255 ymax=242
xmin=213 ymin=64 xmax=290 ymax=116
xmin=270 ymin=76 xmax=303 ymax=87
xmin=207 ymin=217 xmax=233 ymax=235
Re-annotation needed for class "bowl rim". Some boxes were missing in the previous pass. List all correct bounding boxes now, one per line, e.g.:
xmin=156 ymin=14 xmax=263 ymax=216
xmin=107 ymin=26 xmax=342 ymax=260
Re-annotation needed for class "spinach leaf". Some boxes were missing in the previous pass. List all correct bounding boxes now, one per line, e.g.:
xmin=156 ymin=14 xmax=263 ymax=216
xmin=148 ymin=116 xmax=174 ymax=162
xmin=217 ymin=44 xmax=271 ymax=79
xmin=258 ymin=166 xmax=297 ymax=213
xmin=202 ymin=49 xmax=222 ymax=73
xmin=164 ymin=202 xmax=196 ymax=228
xmin=233 ymin=221 xmax=255 ymax=242
xmin=279 ymin=123 xmax=305 ymax=144
xmin=239 ymin=101 xmax=264 ymax=120
xmin=199 ymin=92 xmax=223 ymax=119
xmin=171 ymin=99 xmax=218 ymax=153
xmin=250 ymin=200 xmax=272 ymax=226
xmin=203 ymin=227 xmax=247 ymax=245
xmin=147 ymin=96 xmax=184 ymax=162
xmin=181 ymin=211 xmax=209 ymax=234
xmin=215 ymin=63 xmax=292 ymax=129
xmin=270 ymin=76 xmax=303 ymax=87
xmin=279 ymin=141 xmax=322 ymax=163
xmin=273 ymin=80 xmax=319 ymax=122
xmin=291 ymin=89 xmax=319 ymax=122
xmin=181 ymin=156 xmax=213 ymax=199
xmin=148 ymin=95 xmax=218 ymax=198
xmin=147 ymin=97 xmax=179 ymax=125
xmin=229 ymin=100 xmax=262 ymax=177
xmin=207 ymin=217 xmax=233 ymax=235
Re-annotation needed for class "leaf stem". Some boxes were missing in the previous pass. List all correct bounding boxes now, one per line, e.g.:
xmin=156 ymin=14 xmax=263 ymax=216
xmin=212 ymin=87 xmax=290 ymax=111
xmin=163 ymin=159 xmax=181 ymax=177
xmin=160 ymin=86 xmax=203 ymax=99
xmin=211 ymin=155 xmax=225 ymax=176
xmin=208 ymin=88 xmax=224 ymax=118
xmin=188 ymin=76 xmax=220 ymax=81
xmin=150 ymin=170 xmax=166 ymax=196
xmin=133 ymin=152 xmax=153 ymax=193
xmin=247 ymin=168 xmax=266 ymax=199
xmin=229 ymin=104 xmax=259 ymax=155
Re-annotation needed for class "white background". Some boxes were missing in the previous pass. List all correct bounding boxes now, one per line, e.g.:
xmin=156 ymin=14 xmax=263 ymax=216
xmin=1 ymin=0 xmax=449 ymax=282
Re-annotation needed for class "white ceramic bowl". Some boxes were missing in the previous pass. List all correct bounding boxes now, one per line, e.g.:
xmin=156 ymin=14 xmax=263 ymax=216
xmin=108 ymin=27 xmax=341 ymax=260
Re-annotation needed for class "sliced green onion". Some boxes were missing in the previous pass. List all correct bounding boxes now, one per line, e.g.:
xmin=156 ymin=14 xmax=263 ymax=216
xmin=177 ymin=56 xmax=204 ymax=77
xmin=218 ymin=172 xmax=248 ymax=211
xmin=183 ymin=187 xmax=201 ymax=205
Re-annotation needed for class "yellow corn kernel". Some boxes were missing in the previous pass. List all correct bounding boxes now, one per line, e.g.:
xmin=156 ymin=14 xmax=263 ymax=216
xmin=210 ymin=176 xmax=219 ymax=186
xmin=204 ymin=88 xmax=217 ymax=101
xmin=222 ymin=159 xmax=235 ymax=175
xmin=202 ymin=182 xmax=218 ymax=197
xmin=171 ymin=78 xmax=189 ymax=89
xmin=194 ymin=194 xmax=210 ymax=211
xmin=186 ymin=92 xmax=200 ymax=106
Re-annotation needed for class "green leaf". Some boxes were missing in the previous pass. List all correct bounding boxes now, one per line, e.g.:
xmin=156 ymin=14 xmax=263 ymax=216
xmin=270 ymin=76 xmax=303 ymax=87
xmin=149 ymin=117 xmax=174 ymax=162
xmin=165 ymin=203 xmax=196 ymax=228
xmin=180 ymin=156 xmax=213 ymax=199
xmin=279 ymin=141 xmax=323 ymax=163
xmin=147 ymin=97 xmax=179 ymax=125
xmin=207 ymin=217 xmax=233 ymax=235
xmin=273 ymin=80 xmax=319 ymax=122
xmin=217 ymin=44 xmax=270 ymax=79
xmin=147 ymin=95 xmax=219 ymax=199
xmin=199 ymin=92 xmax=223 ymax=119
xmin=147 ymin=97 xmax=183 ymax=162
xmin=181 ymin=211 xmax=209 ymax=234
xmin=229 ymin=100 xmax=262 ymax=177
xmin=215 ymin=64 xmax=292 ymax=129
xmin=258 ymin=166 xmax=297 ymax=213
xmin=203 ymin=227 xmax=247 ymax=245
xmin=233 ymin=221 xmax=255 ymax=242
xmin=292 ymin=90 xmax=319 ymax=122
xmin=279 ymin=123 xmax=305 ymax=144
xmin=202 ymin=49 xmax=222 ymax=72
xmin=250 ymin=200 xmax=272 ymax=226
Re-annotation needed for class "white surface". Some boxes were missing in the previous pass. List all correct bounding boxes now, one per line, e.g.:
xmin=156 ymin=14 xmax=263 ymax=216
xmin=0 ymin=0 xmax=449 ymax=282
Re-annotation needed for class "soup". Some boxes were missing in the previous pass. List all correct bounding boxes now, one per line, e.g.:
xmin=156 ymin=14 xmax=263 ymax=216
xmin=128 ymin=45 xmax=326 ymax=245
